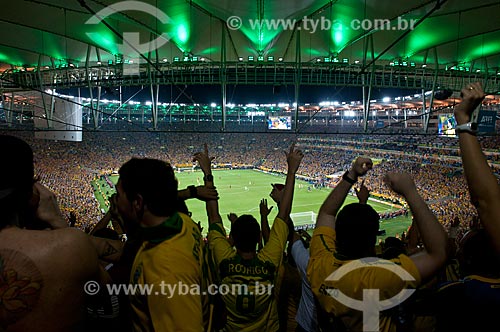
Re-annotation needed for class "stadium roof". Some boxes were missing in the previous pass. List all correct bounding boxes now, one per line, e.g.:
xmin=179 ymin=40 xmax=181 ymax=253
xmin=1 ymin=0 xmax=500 ymax=73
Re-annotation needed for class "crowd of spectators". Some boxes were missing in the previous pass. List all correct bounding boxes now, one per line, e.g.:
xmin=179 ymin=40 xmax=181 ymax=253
xmin=2 ymin=129 xmax=494 ymax=237
xmin=3 ymin=83 xmax=499 ymax=332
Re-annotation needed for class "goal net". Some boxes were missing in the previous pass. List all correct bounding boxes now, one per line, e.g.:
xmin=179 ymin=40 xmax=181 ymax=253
xmin=290 ymin=211 xmax=317 ymax=231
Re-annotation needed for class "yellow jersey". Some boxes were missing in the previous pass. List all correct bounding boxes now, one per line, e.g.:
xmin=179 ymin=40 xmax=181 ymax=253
xmin=129 ymin=212 xmax=206 ymax=332
xmin=208 ymin=217 xmax=289 ymax=332
xmin=307 ymin=226 xmax=421 ymax=332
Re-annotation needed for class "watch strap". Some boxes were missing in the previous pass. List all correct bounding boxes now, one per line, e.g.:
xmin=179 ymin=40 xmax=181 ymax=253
xmin=342 ymin=171 xmax=357 ymax=185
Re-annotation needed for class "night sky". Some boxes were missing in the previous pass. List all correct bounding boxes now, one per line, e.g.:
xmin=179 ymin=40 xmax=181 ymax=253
xmin=61 ymin=85 xmax=420 ymax=105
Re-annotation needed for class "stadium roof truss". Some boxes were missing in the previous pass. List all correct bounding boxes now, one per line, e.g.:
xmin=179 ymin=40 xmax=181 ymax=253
xmin=1 ymin=0 xmax=500 ymax=132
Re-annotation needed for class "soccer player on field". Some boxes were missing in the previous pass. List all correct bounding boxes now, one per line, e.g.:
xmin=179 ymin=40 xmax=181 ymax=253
xmin=194 ymin=143 xmax=303 ymax=332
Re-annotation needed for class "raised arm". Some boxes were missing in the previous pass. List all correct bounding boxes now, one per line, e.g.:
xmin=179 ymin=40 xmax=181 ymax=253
xmin=277 ymin=143 xmax=304 ymax=222
xmin=454 ymin=82 xmax=500 ymax=256
xmin=316 ymin=157 xmax=373 ymax=229
xmin=385 ymin=172 xmax=447 ymax=281
xmin=259 ymin=198 xmax=273 ymax=244
xmin=178 ymin=185 xmax=218 ymax=202
xmin=193 ymin=144 xmax=221 ymax=224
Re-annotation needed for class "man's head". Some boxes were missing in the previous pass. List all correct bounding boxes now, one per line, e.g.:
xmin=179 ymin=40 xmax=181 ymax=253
xmin=0 ymin=135 xmax=35 ymax=229
xmin=231 ymin=214 xmax=261 ymax=253
xmin=116 ymin=158 xmax=178 ymax=228
xmin=457 ymin=228 xmax=500 ymax=277
xmin=270 ymin=183 xmax=285 ymax=203
xmin=335 ymin=203 xmax=380 ymax=259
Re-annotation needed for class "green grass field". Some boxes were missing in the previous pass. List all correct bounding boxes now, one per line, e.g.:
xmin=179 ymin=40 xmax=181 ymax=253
xmin=92 ymin=169 xmax=411 ymax=239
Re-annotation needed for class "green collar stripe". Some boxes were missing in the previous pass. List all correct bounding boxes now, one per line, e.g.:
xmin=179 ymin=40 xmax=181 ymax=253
xmin=140 ymin=212 xmax=183 ymax=243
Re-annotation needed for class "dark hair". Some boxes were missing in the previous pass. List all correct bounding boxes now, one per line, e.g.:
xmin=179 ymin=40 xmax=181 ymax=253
xmin=382 ymin=236 xmax=406 ymax=259
xmin=458 ymin=229 xmax=500 ymax=278
xmin=118 ymin=158 xmax=178 ymax=217
xmin=0 ymin=135 xmax=35 ymax=229
xmin=231 ymin=215 xmax=261 ymax=252
xmin=335 ymin=203 xmax=380 ymax=259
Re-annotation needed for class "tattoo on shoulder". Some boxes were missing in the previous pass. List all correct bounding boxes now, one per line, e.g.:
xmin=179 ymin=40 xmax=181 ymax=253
xmin=0 ymin=249 xmax=43 ymax=327
xmin=102 ymin=243 xmax=119 ymax=257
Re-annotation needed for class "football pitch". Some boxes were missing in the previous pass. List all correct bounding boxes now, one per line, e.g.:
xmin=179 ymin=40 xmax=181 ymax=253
xmin=92 ymin=169 xmax=411 ymax=239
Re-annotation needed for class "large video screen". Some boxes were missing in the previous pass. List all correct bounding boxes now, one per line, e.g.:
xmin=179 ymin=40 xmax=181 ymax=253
xmin=437 ymin=113 xmax=457 ymax=137
xmin=268 ymin=116 xmax=292 ymax=130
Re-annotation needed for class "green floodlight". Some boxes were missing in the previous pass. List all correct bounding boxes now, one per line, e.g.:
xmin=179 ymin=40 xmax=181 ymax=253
xmin=173 ymin=57 xmax=180 ymax=62
xmin=342 ymin=58 xmax=348 ymax=63
xmin=248 ymin=56 xmax=254 ymax=61
xmin=324 ymin=57 xmax=331 ymax=62
xmin=410 ymin=62 xmax=416 ymax=67
xmin=267 ymin=56 xmax=274 ymax=61
xmin=108 ymin=60 xmax=113 ymax=65
xmin=192 ymin=56 xmax=198 ymax=61
xmin=258 ymin=56 xmax=264 ymax=61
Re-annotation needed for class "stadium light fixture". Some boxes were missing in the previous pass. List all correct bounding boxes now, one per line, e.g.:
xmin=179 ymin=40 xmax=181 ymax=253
xmin=173 ymin=57 xmax=180 ymax=62
xmin=258 ymin=56 xmax=264 ymax=61
xmin=210 ymin=103 xmax=216 ymax=107
xmin=238 ymin=57 xmax=244 ymax=61
xmin=382 ymin=97 xmax=391 ymax=103
xmin=248 ymin=56 xmax=254 ymax=61
xmin=278 ymin=57 xmax=284 ymax=62
xmin=267 ymin=56 xmax=274 ymax=61
xmin=342 ymin=58 xmax=348 ymax=63
xmin=324 ymin=57 xmax=331 ymax=62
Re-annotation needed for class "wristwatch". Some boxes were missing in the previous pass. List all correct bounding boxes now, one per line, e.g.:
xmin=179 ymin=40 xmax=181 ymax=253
xmin=342 ymin=171 xmax=357 ymax=185
xmin=204 ymin=174 xmax=214 ymax=182
xmin=455 ymin=122 xmax=478 ymax=135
